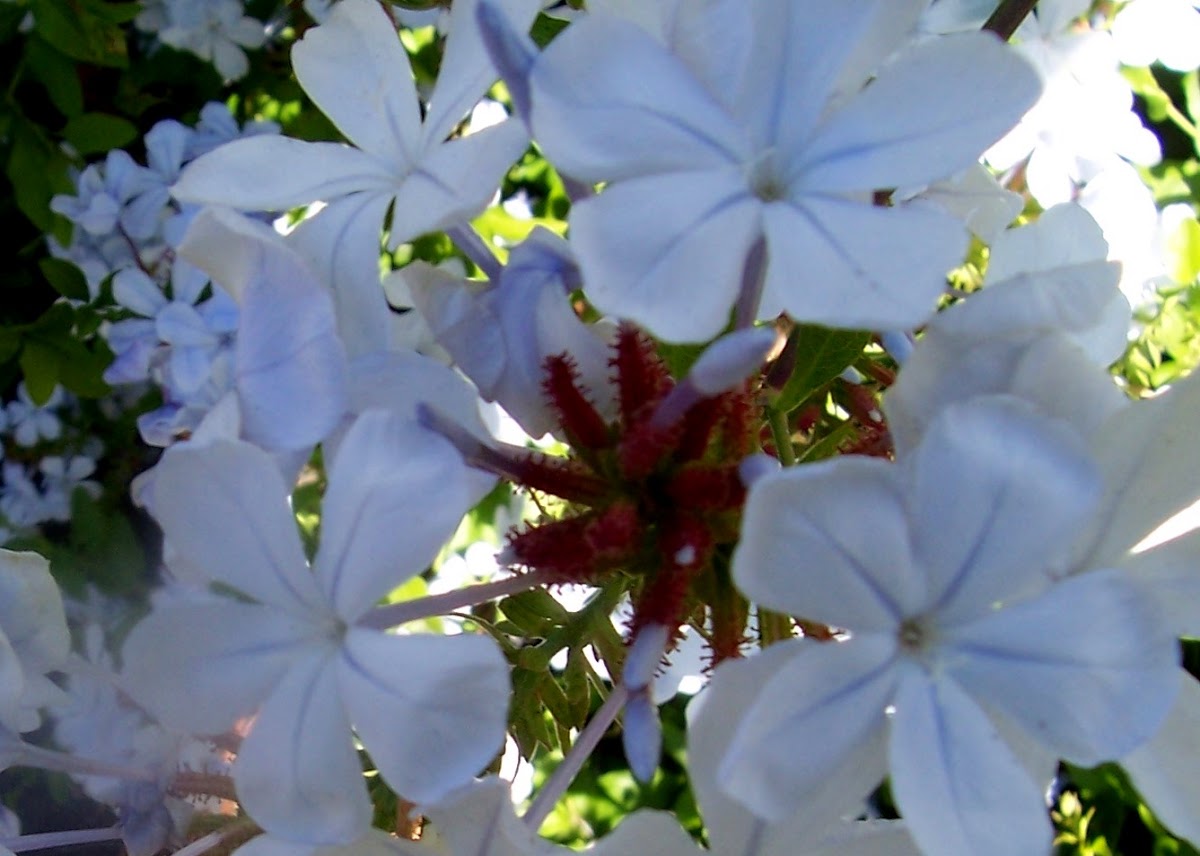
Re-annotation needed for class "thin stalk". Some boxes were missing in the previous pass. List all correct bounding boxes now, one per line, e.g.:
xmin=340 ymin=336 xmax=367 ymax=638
xmin=767 ymin=407 xmax=796 ymax=467
xmin=733 ymin=237 xmax=768 ymax=330
xmin=358 ymin=568 xmax=553 ymax=631
xmin=445 ymin=222 xmax=504 ymax=281
xmin=9 ymin=741 xmax=157 ymax=782
xmin=522 ymin=684 xmax=629 ymax=832
xmin=3 ymin=827 xmax=123 ymax=852
xmin=983 ymin=0 xmax=1039 ymax=41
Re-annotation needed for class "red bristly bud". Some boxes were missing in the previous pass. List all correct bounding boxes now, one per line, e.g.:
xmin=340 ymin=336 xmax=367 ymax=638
xmin=611 ymin=324 xmax=672 ymax=427
xmin=666 ymin=464 xmax=746 ymax=512
xmin=544 ymin=353 xmax=612 ymax=451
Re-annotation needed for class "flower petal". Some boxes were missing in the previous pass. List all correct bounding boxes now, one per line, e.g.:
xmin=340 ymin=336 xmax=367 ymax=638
xmin=292 ymin=0 xmax=421 ymax=164
xmin=945 ymin=568 xmax=1179 ymax=765
xmin=339 ymin=629 xmax=510 ymax=804
xmin=172 ymin=137 xmax=396 ymax=211
xmin=733 ymin=456 xmax=917 ymax=631
xmin=907 ymin=398 xmax=1101 ymax=622
xmin=761 ymin=196 xmax=963 ymax=330
xmin=316 ymin=410 xmax=476 ymax=619
xmin=1081 ymin=371 xmax=1200 ymax=568
xmin=288 ymin=192 xmax=393 ymax=358
xmin=529 ymin=13 xmax=748 ymax=182
xmin=570 ymin=170 xmax=760 ymax=343
xmin=798 ymin=33 xmax=1041 ymax=192
xmin=889 ymin=670 xmax=1051 ymax=856
xmin=149 ymin=441 xmax=325 ymax=613
xmin=120 ymin=600 xmax=316 ymax=735
xmin=719 ymin=637 xmax=896 ymax=822
xmin=235 ymin=651 xmax=371 ymax=845
xmin=388 ymin=120 xmax=529 ymax=246
xmin=690 ymin=642 xmax=891 ymax=853
xmin=1121 ymin=672 xmax=1200 ymax=847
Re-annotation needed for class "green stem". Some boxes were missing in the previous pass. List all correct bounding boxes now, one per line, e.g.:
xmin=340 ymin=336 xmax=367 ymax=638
xmin=984 ymin=0 xmax=1039 ymax=41
xmin=767 ymin=407 xmax=797 ymax=467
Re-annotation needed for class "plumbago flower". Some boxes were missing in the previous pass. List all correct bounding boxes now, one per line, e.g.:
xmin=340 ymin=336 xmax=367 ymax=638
xmin=719 ymin=397 xmax=1180 ymax=856
xmin=489 ymin=0 xmax=1042 ymax=341
xmin=172 ymin=0 xmax=541 ymax=355
xmin=120 ymin=410 xmax=510 ymax=845
xmin=885 ymin=203 xmax=1131 ymax=454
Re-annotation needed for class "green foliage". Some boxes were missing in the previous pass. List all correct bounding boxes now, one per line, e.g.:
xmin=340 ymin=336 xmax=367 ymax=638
xmin=768 ymin=323 xmax=871 ymax=415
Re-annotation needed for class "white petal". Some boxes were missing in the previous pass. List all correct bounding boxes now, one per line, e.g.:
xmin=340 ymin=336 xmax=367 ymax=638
xmin=234 ymin=830 xmax=422 ymax=856
xmin=734 ymin=457 xmax=917 ymax=631
xmin=316 ymin=410 xmax=475 ymax=618
xmin=235 ymin=652 xmax=372 ymax=844
xmin=761 ymin=197 xmax=963 ymax=330
xmin=172 ymin=137 xmax=397 ymax=211
xmin=529 ymin=13 xmax=748 ymax=182
xmin=946 ymin=568 xmax=1179 ymax=765
xmin=292 ymin=0 xmax=421 ymax=164
xmin=690 ymin=643 xmax=890 ymax=853
xmin=423 ymin=777 xmax=561 ymax=856
xmin=120 ymin=601 xmax=316 ymax=735
xmin=1081 ymin=371 xmax=1200 ymax=568
xmin=346 ymin=349 xmax=493 ymax=444
xmin=889 ymin=670 xmax=1051 ymax=856
xmin=1121 ymin=529 xmax=1200 ymax=637
xmin=1121 ymin=672 xmax=1200 ymax=847
xmin=424 ymin=0 xmax=542 ymax=144
xmin=907 ymin=398 xmax=1101 ymax=622
xmin=236 ymin=258 xmax=349 ymax=451
xmin=339 ymin=629 xmax=509 ymax=804
xmin=798 ymin=33 xmax=1040 ymax=192
xmin=149 ymin=441 xmax=325 ymax=612
xmin=731 ymin=0 xmax=882 ymax=151
xmin=388 ymin=121 xmax=529 ymax=246
xmin=0 ymin=550 xmax=68 ymax=677
xmin=719 ymin=637 xmax=896 ymax=822
xmin=570 ymin=170 xmax=760 ymax=343
xmin=287 ymin=193 xmax=393 ymax=358
xmin=587 ymin=810 xmax=700 ymax=856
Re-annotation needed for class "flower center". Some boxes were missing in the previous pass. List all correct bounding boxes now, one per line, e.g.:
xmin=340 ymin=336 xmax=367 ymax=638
xmin=747 ymin=149 xmax=788 ymax=202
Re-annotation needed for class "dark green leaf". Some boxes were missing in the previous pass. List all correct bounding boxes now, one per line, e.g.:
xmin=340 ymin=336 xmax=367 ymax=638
xmin=38 ymin=257 xmax=90 ymax=301
xmin=18 ymin=339 xmax=60 ymax=403
xmin=31 ymin=0 xmax=129 ymax=67
xmin=25 ymin=35 xmax=84 ymax=117
xmin=772 ymin=324 xmax=870 ymax=414
xmin=529 ymin=12 xmax=569 ymax=48
xmin=6 ymin=119 xmax=73 ymax=232
xmin=62 ymin=112 xmax=137 ymax=155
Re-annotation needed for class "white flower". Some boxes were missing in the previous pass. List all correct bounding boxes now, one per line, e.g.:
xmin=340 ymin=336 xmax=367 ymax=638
xmin=1112 ymin=0 xmax=1200 ymax=71
xmin=885 ymin=203 xmax=1130 ymax=454
xmin=5 ymin=384 xmax=65 ymax=448
xmin=0 ymin=550 xmax=69 ymax=736
xmin=719 ymin=397 xmax=1179 ymax=856
xmin=173 ymin=0 xmax=540 ymax=356
xmin=151 ymin=0 xmax=266 ymax=81
xmin=514 ymin=0 xmax=1040 ymax=341
xmin=122 ymin=410 xmax=509 ymax=844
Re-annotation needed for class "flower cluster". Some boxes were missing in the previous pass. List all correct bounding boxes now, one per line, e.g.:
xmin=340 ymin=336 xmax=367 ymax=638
xmin=0 ymin=2 xmax=1198 ymax=856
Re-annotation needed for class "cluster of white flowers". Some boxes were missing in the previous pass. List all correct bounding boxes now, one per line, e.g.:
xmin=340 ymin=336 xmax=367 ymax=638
xmin=134 ymin=0 xmax=267 ymax=81
xmin=3 ymin=1 xmax=1200 ymax=855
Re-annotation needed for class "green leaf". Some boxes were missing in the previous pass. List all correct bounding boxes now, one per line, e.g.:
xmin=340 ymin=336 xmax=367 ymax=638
xmin=38 ymin=258 xmax=90 ymax=301
xmin=31 ymin=0 xmax=129 ymax=67
xmin=62 ymin=112 xmax=137 ymax=155
xmin=529 ymin=12 xmax=569 ymax=48
xmin=1167 ymin=216 xmax=1200 ymax=284
xmin=772 ymin=324 xmax=870 ymax=414
xmin=18 ymin=339 xmax=60 ymax=404
xmin=6 ymin=119 xmax=73 ymax=232
xmin=25 ymin=35 xmax=84 ymax=118
xmin=1184 ymin=70 xmax=1200 ymax=127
